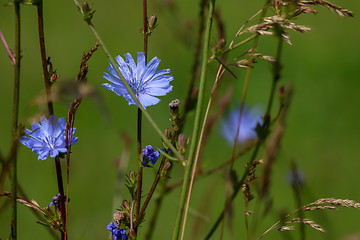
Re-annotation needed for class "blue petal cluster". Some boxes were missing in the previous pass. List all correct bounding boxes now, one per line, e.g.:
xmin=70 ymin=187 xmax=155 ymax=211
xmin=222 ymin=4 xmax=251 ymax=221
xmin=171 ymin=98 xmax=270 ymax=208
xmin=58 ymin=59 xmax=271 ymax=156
xmin=48 ymin=193 xmax=69 ymax=207
xmin=106 ymin=222 xmax=127 ymax=240
xmin=19 ymin=115 xmax=77 ymax=160
xmin=220 ymin=106 xmax=263 ymax=145
xmin=142 ymin=145 xmax=160 ymax=167
xmin=103 ymin=52 xmax=173 ymax=109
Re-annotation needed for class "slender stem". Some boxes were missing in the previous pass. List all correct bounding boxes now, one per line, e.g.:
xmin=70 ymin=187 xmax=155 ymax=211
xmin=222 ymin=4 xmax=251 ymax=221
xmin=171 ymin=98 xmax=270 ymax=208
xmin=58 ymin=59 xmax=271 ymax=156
xmin=182 ymin=0 xmax=207 ymax=126
xmin=134 ymin=141 xmax=175 ymax=228
xmin=181 ymin=58 xmax=225 ymax=240
xmin=130 ymin=200 xmax=135 ymax=230
xmin=142 ymin=0 xmax=148 ymax=58
xmin=11 ymin=2 xmax=20 ymax=239
xmin=226 ymin=32 xmax=259 ymax=240
xmin=134 ymin=155 xmax=165 ymax=228
xmin=37 ymin=1 xmax=54 ymax=116
xmin=135 ymin=0 xmax=147 ymax=225
xmin=65 ymin=114 xmax=76 ymax=240
xmin=165 ymin=141 xmax=257 ymax=192
xmin=204 ymin=143 xmax=262 ymax=240
xmin=172 ymin=1 xmax=215 ymax=239
xmin=0 ymin=30 xmax=16 ymax=66
xmin=135 ymin=109 xmax=143 ymax=219
xmin=143 ymin=188 xmax=164 ymax=240
xmin=267 ymin=32 xmax=283 ymax=115
xmin=37 ymin=2 xmax=65 ymax=238
xmin=223 ymin=34 xmax=257 ymax=54
xmin=84 ymin=20 xmax=182 ymax=161
xmin=54 ymin=157 xmax=66 ymax=240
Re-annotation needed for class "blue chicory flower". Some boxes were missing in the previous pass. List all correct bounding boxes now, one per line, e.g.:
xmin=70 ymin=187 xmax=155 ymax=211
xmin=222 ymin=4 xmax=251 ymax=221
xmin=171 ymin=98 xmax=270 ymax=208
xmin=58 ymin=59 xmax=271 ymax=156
xmin=102 ymin=52 xmax=173 ymax=109
xmin=287 ymin=169 xmax=305 ymax=187
xmin=220 ymin=106 xmax=263 ymax=145
xmin=142 ymin=145 xmax=160 ymax=167
xmin=106 ymin=222 xmax=128 ymax=240
xmin=19 ymin=115 xmax=77 ymax=160
xmin=48 ymin=193 xmax=69 ymax=207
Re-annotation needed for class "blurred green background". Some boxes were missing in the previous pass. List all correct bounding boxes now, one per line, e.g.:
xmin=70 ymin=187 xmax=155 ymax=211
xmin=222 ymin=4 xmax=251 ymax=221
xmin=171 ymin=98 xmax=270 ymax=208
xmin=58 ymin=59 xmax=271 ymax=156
xmin=1 ymin=0 xmax=360 ymax=239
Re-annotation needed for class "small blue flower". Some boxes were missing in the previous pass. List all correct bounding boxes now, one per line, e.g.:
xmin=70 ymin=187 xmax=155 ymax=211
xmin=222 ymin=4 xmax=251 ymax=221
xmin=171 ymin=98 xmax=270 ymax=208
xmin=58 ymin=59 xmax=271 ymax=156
xmin=142 ymin=145 xmax=160 ymax=167
xmin=220 ymin=106 xmax=263 ymax=145
xmin=19 ymin=115 xmax=77 ymax=160
xmin=106 ymin=222 xmax=127 ymax=240
xmin=287 ymin=169 xmax=305 ymax=187
xmin=102 ymin=52 xmax=173 ymax=109
xmin=48 ymin=193 xmax=69 ymax=207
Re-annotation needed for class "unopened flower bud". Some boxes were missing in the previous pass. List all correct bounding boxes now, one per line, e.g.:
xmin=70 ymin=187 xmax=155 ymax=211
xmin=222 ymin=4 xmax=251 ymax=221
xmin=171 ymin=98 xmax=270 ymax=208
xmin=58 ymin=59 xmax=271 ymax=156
xmin=177 ymin=134 xmax=187 ymax=155
xmin=122 ymin=200 xmax=130 ymax=210
xmin=81 ymin=1 xmax=95 ymax=22
xmin=164 ymin=128 xmax=172 ymax=140
xmin=129 ymin=171 xmax=136 ymax=183
xmin=169 ymin=99 xmax=180 ymax=115
xmin=149 ymin=15 xmax=157 ymax=29
xmin=161 ymin=162 xmax=172 ymax=177
xmin=82 ymin=1 xmax=91 ymax=12
xmin=178 ymin=134 xmax=185 ymax=148
xmin=216 ymin=38 xmax=226 ymax=50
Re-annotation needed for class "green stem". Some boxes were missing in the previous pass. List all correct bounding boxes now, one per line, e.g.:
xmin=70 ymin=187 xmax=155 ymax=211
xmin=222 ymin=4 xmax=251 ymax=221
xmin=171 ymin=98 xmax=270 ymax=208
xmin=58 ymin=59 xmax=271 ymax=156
xmin=171 ymin=1 xmax=215 ymax=239
xmin=143 ymin=188 xmax=164 ymax=240
xmin=182 ymin=0 xmax=207 ymax=127
xmin=84 ymin=20 xmax=182 ymax=161
xmin=11 ymin=2 xmax=20 ymax=239
xmin=134 ymin=154 xmax=166 ymax=229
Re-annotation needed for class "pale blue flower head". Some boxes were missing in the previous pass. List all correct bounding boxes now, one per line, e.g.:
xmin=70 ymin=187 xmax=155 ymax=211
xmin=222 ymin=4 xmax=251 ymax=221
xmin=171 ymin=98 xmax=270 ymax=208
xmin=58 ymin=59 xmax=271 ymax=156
xmin=106 ymin=222 xmax=127 ymax=240
xmin=102 ymin=52 xmax=173 ymax=109
xmin=19 ymin=115 xmax=77 ymax=160
xmin=220 ymin=106 xmax=263 ymax=145
xmin=287 ymin=169 xmax=305 ymax=187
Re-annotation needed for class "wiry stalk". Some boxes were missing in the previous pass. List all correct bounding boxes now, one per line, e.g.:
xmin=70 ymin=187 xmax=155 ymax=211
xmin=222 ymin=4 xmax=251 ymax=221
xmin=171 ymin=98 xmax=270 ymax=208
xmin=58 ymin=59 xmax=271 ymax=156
xmin=172 ymin=1 xmax=215 ymax=239
xmin=135 ymin=0 xmax=148 ymax=224
xmin=135 ymin=109 xmax=143 ymax=220
xmin=36 ymin=2 xmax=66 ymax=238
xmin=11 ymin=2 xmax=21 ymax=239
xmin=37 ymin=0 xmax=53 ymax=116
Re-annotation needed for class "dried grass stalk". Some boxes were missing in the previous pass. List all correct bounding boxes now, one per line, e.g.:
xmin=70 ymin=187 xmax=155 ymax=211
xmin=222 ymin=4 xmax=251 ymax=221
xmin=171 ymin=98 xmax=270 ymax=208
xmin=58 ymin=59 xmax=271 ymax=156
xmin=303 ymin=205 xmax=336 ymax=211
xmin=286 ymin=218 xmax=325 ymax=232
xmin=299 ymin=0 xmax=354 ymax=17
xmin=258 ymin=198 xmax=360 ymax=239
xmin=0 ymin=191 xmax=47 ymax=215
xmin=312 ymin=198 xmax=360 ymax=209
xmin=278 ymin=225 xmax=294 ymax=231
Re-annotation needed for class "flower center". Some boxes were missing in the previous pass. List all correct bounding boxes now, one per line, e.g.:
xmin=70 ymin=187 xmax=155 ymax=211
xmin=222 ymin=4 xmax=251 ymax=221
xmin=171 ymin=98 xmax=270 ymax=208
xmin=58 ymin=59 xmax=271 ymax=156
xmin=43 ymin=134 xmax=56 ymax=149
xmin=128 ymin=77 xmax=145 ymax=94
